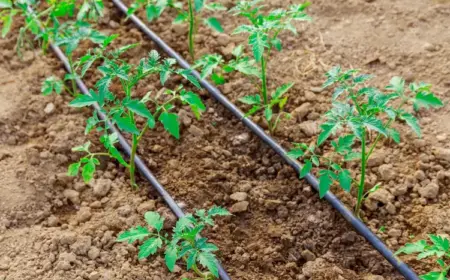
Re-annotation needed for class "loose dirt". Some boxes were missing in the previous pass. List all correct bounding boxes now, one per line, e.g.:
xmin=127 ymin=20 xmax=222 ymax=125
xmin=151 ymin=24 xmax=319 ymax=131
xmin=1 ymin=0 xmax=449 ymax=280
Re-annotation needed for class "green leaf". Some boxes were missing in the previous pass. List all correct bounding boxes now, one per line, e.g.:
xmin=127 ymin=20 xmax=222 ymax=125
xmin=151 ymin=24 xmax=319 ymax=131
xmin=239 ymin=94 xmax=261 ymax=105
xmin=2 ymin=10 xmax=15 ymax=38
xmin=286 ymin=148 xmax=304 ymax=160
xmin=116 ymin=226 xmax=150 ymax=243
xmin=318 ymin=173 xmax=332 ymax=198
xmin=419 ymin=271 xmax=446 ymax=280
xmin=211 ymin=73 xmax=225 ymax=85
xmin=72 ymin=141 xmax=91 ymax=152
xmin=395 ymin=240 xmax=427 ymax=255
xmin=300 ymin=160 xmax=312 ymax=178
xmin=334 ymin=134 xmax=355 ymax=154
xmin=264 ymin=107 xmax=272 ymax=121
xmin=429 ymin=235 xmax=449 ymax=251
xmin=67 ymin=162 xmax=81 ymax=177
xmin=204 ymin=17 xmax=223 ymax=33
xmin=0 ymin=0 xmax=12 ymax=8
xmin=248 ymin=31 xmax=268 ymax=62
xmin=332 ymin=86 xmax=345 ymax=100
xmin=271 ymin=38 xmax=282 ymax=51
xmin=272 ymin=83 xmax=294 ymax=99
xmin=338 ymin=169 xmax=352 ymax=192
xmin=138 ymin=237 xmax=163 ymax=259
xmin=180 ymin=91 xmax=206 ymax=119
xmin=400 ymin=113 xmax=421 ymax=137
xmin=198 ymin=251 xmax=219 ymax=277
xmin=207 ymin=206 xmax=230 ymax=217
xmin=414 ymin=92 xmax=443 ymax=109
xmin=194 ymin=0 xmax=204 ymax=11
xmin=165 ymin=245 xmax=178 ymax=272
xmin=317 ymin=122 xmax=338 ymax=146
xmin=114 ymin=115 xmax=140 ymax=135
xmin=41 ymin=76 xmax=63 ymax=96
xmin=353 ymin=74 xmax=372 ymax=84
xmin=363 ymin=117 xmax=387 ymax=136
xmin=232 ymin=45 xmax=244 ymax=57
xmin=69 ymin=95 xmax=97 ymax=107
xmin=144 ymin=212 xmax=165 ymax=232
xmin=387 ymin=128 xmax=401 ymax=144
xmin=159 ymin=112 xmax=180 ymax=139
xmin=125 ymin=99 xmax=154 ymax=119
xmin=81 ymin=159 xmax=96 ymax=183
xmin=186 ymin=250 xmax=198 ymax=270
xmin=386 ymin=76 xmax=405 ymax=94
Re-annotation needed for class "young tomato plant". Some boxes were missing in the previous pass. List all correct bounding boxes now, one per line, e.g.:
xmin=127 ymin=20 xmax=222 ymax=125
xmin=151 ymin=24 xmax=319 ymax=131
xmin=229 ymin=0 xmax=311 ymax=134
xmin=66 ymin=49 xmax=205 ymax=187
xmin=287 ymin=66 xmax=443 ymax=217
xmin=396 ymin=235 xmax=450 ymax=280
xmin=0 ymin=0 xmax=104 ymax=57
xmin=117 ymin=206 xmax=230 ymax=279
xmin=127 ymin=0 xmax=226 ymax=60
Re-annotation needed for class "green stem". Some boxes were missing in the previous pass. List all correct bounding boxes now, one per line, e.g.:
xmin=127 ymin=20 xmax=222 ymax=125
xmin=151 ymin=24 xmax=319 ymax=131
xmin=260 ymin=55 xmax=273 ymax=133
xmin=187 ymin=0 xmax=195 ymax=60
xmin=129 ymin=133 xmax=138 ymax=188
xmin=355 ymin=130 xmax=367 ymax=218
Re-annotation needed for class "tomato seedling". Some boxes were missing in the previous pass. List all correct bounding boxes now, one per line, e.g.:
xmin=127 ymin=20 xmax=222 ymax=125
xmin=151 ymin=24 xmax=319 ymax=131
xmin=287 ymin=66 xmax=443 ymax=217
xmin=229 ymin=0 xmax=311 ymax=134
xmin=127 ymin=0 xmax=226 ymax=60
xmin=117 ymin=206 xmax=230 ymax=279
xmin=396 ymin=235 xmax=450 ymax=280
xmin=66 ymin=48 xmax=205 ymax=187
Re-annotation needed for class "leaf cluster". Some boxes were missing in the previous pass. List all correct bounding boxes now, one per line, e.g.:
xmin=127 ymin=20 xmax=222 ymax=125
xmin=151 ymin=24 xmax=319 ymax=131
xmin=117 ymin=206 xmax=231 ymax=279
xmin=127 ymin=0 xmax=225 ymax=33
xmin=396 ymin=235 xmax=450 ymax=280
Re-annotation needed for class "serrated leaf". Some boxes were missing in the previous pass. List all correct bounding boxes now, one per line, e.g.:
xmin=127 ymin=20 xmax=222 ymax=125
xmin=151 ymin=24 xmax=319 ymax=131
xmin=286 ymin=148 xmax=304 ymax=160
xmin=186 ymin=250 xmax=198 ymax=270
xmin=138 ymin=237 xmax=163 ymax=259
xmin=317 ymin=122 xmax=338 ymax=146
xmin=207 ymin=206 xmax=230 ymax=217
xmin=198 ymin=251 xmax=219 ymax=277
xmin=249 ymin=31 xmax=268 ymax=62
xmin=395 ymin=240 xmax=427 ymax=255
xmin=318 ymin=173 xmax=332 ymax=198
xmin=67 ymin=162 xmax=81 ymax=176
xmin=271 ymin=38 xmax=282 ymax=51
xmin=272 ymin=83 xmax=294 ymax=99
xmin=82 ymin=159 xmax=96 ymax=183
xmin=300 ymin=160 xmax=312 ymax=178
xmin=114 ymin=115 xmax=140 ymax=135
xmin=387 ymin=128 xmax=400 ymax=144
xmin=125 ymin=99 xmax=153 ymax=119
xmin=165 ymin=245 xmax=178 ymax=272
xmin=338 ymin=169 xmax=352 ymax=192
xmin=363 ymin=117 xmax=387 ymax=136
xmin=353 ymin=74 xmax=372 ymax=84
xmin=239 ymin=94 xmax=261 ymax=105
xmin=400 ymin=113 xmax=421 ymax=137
xmin=211 ymin=73 xmax=225 ymax=85
xmin=429 ymin=235 xmax=449 ymax=251
xmin=414 ymin=92 xmax=443 ymax=109
xmin=116 ymin=225 xmax=150 ymax=243
xmin=159 ymin=112 xmax=180 ymax=139
xmin=69 ymin=95 xmax=97 ymax=107
xmin=332 ymin=86 xmax=345 ymax=99
xmin=386 ymin=76 xmax=405 ymax=94
xmin=204 ymin=17 xmax=223 ymax=32
xmin=180 ymin=91 xmax=206 ymax=119
xmin=144 ymin=212 xmax=164 ymax=232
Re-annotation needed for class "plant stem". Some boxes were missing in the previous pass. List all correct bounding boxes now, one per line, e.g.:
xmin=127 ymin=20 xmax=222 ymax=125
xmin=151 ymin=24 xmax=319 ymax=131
xmin=260 ymin=55 xmax=273 ymax=133
xmin=355 ymin=130 xmax=367 ymax=217
xmin=129 ymin=133 xmax=138 ymax=188
xmin=187 ymin=0 xmax=195 ymax=60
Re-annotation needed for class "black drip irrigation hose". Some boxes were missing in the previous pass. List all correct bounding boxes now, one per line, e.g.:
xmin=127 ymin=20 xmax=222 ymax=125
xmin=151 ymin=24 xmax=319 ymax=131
xmin=111 ymin=1 xmax=420 ymax=279
xmin=47 ymin=39 xmax=232 ymax=280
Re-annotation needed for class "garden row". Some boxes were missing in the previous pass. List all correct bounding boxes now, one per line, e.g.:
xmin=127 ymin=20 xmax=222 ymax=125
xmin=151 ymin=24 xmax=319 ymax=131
xmin=0 ymin=0 xmax=448 ymax=279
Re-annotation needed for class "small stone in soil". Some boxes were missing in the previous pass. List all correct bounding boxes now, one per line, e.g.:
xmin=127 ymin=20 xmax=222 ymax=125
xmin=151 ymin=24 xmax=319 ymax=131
xmin=137 ymin=200 xmax=156 ymax=214
xmin=230 ymin=192 xmax=248 ymax=202
xmin=418 ymin=182 xmax=439 ymax=199
xmin=44 ymin=103 xmax=55 ymax=114
xmin=91 ymin=178 xmax=112 ymax=198
xmin=230 ymin=201 xmax=249 ymax=213
xmin=301 ymin=250 xmax=316 ymax=261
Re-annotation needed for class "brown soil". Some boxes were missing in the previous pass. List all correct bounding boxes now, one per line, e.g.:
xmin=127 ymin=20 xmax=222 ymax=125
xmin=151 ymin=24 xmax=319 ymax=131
xmin=1 ymin=1 xmax=450 ymax=280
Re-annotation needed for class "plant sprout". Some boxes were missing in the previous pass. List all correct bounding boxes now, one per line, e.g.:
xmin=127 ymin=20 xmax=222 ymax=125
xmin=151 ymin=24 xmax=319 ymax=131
xmin=117 ymin=206 xmax=231 ymax=279
xmin=228 ymin=0 xmax=311 ymax=134
xmin=66 ymin=48 xmax=205 ymax=187
xmin=127 ymin=0 xmax=226 ymax=60
xmin=287 ymin=66 xmax=443 ymax=217
xmin=396 ymin=235 xmax=450 ymax=280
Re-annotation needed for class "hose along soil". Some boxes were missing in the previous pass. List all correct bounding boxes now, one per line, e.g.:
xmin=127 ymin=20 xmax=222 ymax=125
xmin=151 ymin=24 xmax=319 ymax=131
xmin=111 ymin=0 xmax=419 ymax=279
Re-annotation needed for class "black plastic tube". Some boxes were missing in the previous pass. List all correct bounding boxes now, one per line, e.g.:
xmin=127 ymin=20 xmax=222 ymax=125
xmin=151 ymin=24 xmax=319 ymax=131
xmin=48 ymin=39 xmax=232 ymax=280
xmin=111 ymin=1 xmax=419 ymax=279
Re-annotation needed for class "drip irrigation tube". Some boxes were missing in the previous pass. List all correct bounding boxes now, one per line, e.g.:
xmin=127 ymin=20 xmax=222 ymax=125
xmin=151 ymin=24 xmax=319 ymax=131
xmin=47 ymin=38 xmax=232 ymax=280
xmin=111 ymin=1 xmax=419 ymax=279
